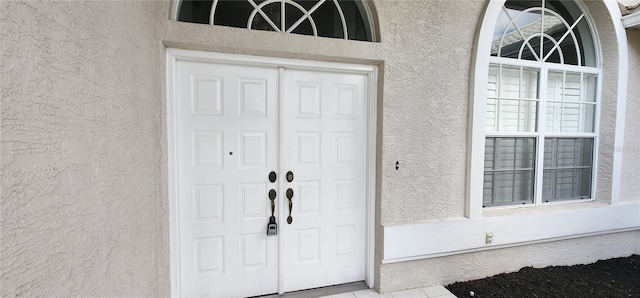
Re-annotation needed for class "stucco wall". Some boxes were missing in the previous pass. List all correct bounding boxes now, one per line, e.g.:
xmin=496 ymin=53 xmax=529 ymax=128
xmin=374 ymin=0 xmax=482 ymax=224
xmin=584 ymin=0 xmax=620 ymax=204
xmin=1 ymin=1 xmax=160 ymax=296
xmin=621 ymin=29 xmax=640 ymax=202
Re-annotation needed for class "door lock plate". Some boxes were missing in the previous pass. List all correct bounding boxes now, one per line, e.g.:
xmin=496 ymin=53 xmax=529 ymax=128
xmin=267 ymin=216 xmax=277 ymax=235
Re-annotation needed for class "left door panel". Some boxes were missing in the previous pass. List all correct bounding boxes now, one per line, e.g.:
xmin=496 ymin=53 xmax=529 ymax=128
xmin=175 ymin=60 xmax=279 ymax=297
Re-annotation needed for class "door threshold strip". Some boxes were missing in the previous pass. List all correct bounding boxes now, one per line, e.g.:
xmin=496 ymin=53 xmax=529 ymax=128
xmin=251 ymin=281 xmax=368 ymax=298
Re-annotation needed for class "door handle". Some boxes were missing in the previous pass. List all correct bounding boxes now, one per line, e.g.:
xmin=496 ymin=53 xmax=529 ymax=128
xmin=267 ymin=189 xmax=277 ymax=235
xmin=286 ymin=188 xmax=293 ymax=224
xmin=268 ymin=189 xmax=276 ymax=216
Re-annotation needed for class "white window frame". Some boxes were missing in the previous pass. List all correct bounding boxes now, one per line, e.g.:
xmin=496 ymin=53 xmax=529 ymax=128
xmin=467 ymin=0 xmax=606 ymax=217
xmin=483 ymin=56 xmax=602 ymax=208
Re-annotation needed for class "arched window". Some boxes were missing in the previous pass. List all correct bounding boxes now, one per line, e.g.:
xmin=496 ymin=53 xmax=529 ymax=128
xmin=174 ymin=0 xmax=376 ymax=42
xmin=479 ymin=0 xmax=600 ymax=208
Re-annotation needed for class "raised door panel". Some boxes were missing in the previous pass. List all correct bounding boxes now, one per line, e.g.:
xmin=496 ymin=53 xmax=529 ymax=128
xmin=176 ymin=61 xmax=279 ymax=297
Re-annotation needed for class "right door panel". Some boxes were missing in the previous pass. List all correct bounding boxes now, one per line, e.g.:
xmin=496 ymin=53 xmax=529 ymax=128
xmin=281 ymin=69 xmax=368 ymax=292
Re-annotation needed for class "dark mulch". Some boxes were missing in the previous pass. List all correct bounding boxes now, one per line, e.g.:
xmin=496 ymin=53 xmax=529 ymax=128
xmin=445 ymin=255 xmax=640 ymax=298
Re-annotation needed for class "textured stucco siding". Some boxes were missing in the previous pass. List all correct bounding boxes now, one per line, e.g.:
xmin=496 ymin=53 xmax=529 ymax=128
xmin=1 ymin=1 xmax=160 ymax=296
xmin=620 ymin=30 xmax=640 ymax=202
xmin=585 ymin=0 xmax=620 ymax=204
xmin=375 ymin=0 xmax=482 ymax=224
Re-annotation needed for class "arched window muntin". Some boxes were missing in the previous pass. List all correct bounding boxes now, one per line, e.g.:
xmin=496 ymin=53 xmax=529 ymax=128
xmin=492 ymin=0 xmax=599 ymax=67
xmin=172 ymin=0 xmax=377 ymax=42
xmin=496 ymin=7 xmax=582 ymax=64
xmin=223 ymin=0 xmax=345 ymax=38
xmin=478 ymin=0 xmax=603 ymax=209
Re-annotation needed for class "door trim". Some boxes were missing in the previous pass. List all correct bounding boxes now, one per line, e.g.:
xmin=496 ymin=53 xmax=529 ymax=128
xmin=166 ymin=48 xmax=378 ymax=296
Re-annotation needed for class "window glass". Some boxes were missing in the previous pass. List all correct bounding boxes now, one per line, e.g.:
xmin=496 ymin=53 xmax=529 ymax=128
xmin=545 ymin=71 xmax=596 ymax=133
xmin=177 ymin=0 xmax=372 ymax=41
xmin=214 ymin=0 xmax=255 ymax=28
xmin=177 ymin=0 xmax=214 ymax=24
xmin=486 ymin=64 xmax=539 ymax=133
xmin=542 ymin=138 xmax=593 ymax=201
xmin=483 ymin=137 xmax=536 ymax=207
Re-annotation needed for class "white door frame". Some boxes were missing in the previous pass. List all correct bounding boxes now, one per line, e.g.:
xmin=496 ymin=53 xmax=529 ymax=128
xmin=166 ymin=48 xmax=378 ymax=296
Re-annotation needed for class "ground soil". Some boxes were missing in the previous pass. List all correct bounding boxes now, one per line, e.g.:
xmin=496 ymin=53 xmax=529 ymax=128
xmin=445 ymin=255 xmax=640 ymax=298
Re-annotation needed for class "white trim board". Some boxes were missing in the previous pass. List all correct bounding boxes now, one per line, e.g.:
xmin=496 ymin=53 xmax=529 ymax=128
xmin=622 ymin=12 xmax=640 ymax=28
xmin=166 ymin=48 xmax=379 ymax=295
xmin=166 ymin=49 xmax=378 ymax=73
xmin=608 ymin=0 xmax=630 ymax=205
xmin=382 ymin=202 xmax=640 ymax=263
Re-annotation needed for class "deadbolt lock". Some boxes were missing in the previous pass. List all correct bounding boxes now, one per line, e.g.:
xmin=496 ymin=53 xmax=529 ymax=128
xmin=268 ymin=171 xmax=277 ymax=183
xmin=286 ymin=171 xmax=294 ymax=182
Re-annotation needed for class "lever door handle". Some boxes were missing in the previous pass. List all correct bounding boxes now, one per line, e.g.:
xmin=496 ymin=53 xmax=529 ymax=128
xmin=268 ymin=189 xmax=276 ymax=216
xmin=286 ymin=188 xmax=293 ymax=224
xmin=267 ymin=189 xmax=278 ymax=235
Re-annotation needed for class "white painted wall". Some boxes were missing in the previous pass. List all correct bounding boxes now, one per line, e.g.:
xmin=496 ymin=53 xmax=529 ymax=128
xmin=1 ymin=0 xmax=638 ymax=296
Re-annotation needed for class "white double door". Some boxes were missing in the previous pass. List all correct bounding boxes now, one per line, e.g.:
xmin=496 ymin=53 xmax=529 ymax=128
xmin=174 ymin=59 xmax=368 ymax=297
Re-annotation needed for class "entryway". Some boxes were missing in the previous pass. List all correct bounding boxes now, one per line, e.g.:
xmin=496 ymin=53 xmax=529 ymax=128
xmin=167 ymin=50 xmax=377 ymax=297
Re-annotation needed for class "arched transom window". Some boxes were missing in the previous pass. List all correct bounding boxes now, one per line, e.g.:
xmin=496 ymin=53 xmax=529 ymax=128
xmin=481 ymin=0 xmax=601 ymax=208
xmin=174 ymin=0 xmax=376 ymax=42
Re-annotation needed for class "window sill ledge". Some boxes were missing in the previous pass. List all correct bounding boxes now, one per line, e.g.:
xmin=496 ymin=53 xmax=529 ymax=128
xmin=482 ymin=200 xmax=608 ymax=218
